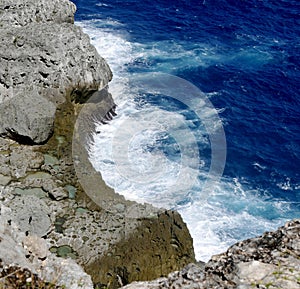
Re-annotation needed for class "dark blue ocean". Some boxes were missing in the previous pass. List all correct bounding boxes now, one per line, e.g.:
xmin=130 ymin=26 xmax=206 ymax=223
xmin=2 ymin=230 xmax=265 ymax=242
xmin=73 ymin=0 xmax=300 ymax=261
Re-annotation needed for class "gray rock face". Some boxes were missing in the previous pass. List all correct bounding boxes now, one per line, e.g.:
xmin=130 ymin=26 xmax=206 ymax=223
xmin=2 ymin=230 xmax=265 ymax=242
xmin=0 ymin=0 xmax=76 ymax=26
xmin=0 ymin=88 xmax=56 ymax=144
xmin=204 ymin=219 xmax=300 ymax=288
xmin=23 ymin=235 xmax=48 ymax=260
xmin=0 ymin=2 xmax=196 ymax=286
xmin=0 ymin=0 xmax=112 ymax=144
xmin=7 ymin=195 xmax=51 ymax=237
xmin=0 ymin=205 xmax=94 ymax=289
xmin=0 ymin=134 xmax=195 ymax=288
xmin=121 ymin=263 xmax=205 ymax=289
xmin=9 ymin=144 xmax=44 ymax=177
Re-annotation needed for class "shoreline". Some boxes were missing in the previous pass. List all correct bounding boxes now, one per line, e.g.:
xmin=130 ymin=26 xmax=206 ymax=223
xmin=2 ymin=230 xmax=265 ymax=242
xmin=0 ymin=1 xmax=195 ymax=287
xmin=0 ymin=1 xmax=299 ymax=288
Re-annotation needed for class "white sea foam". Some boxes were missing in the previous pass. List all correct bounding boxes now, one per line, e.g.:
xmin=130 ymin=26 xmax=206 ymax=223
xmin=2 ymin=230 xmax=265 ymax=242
xmin=95 ymin=3 xmax=111 ymax=7
xmin=179 ymin=178 xmax=288 ymax=260
xmin=277 ymin=177 xmax=293 ymax=191
xmin=76 ymin=20 xmax=132 ymax=76
xmin=78 ymin=20 xmax=289 ymax=262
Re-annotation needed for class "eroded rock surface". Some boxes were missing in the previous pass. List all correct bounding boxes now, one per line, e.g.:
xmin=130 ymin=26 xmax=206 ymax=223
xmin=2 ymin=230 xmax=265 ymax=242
xmin=0 ymin=205 xmax=94 ymax=289
xmin=0 ymin=1 xmax=196 ymax=288
xmin=0 ymin=0 xmax=112 ymax=143
xmin=121 ymin=219 xmax=300 ymax=289
xmin=0 ymin=0 xmax=76 ymax=26
xmin=3 ymin=1 xmax=297 ymax=289
xmin=0 ymin=104 xmax=195 ymax=287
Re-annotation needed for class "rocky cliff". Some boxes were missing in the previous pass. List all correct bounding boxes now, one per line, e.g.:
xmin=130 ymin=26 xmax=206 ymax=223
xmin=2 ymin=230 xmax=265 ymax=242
xmin=0 ymin=0 xmax=112 ymax=144
xmin=1 ymin=1 xmax=299 ymax=289
xmin=0 ymin=0 xmax=195 ymax=288
xmin=122 ymin=219 xmax=300 ymax=289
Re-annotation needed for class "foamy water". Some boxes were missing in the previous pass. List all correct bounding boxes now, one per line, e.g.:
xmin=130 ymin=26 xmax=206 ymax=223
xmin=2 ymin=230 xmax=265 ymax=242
xmin=77 ymin=19 xmax=295 ymax=261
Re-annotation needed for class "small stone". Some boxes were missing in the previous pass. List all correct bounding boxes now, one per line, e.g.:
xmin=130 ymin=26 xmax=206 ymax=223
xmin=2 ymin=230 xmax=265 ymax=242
xmin=23 ymin=235 xmax=48 ymax=260
xmin=44 ymin=154 xmax=59 ymax=166
xmin=49 ymin=187 xmax=68 ymax=201
xmin=65 ymin=185 xmax=77 ymax=199
xmin=237 ymin=261 xmax=276 ymax=282
xmin=0 ymin=174 xmax=11 ymax=186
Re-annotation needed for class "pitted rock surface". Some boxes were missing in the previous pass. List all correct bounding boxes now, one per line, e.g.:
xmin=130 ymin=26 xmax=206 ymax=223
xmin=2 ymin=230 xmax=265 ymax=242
xmin=0 ymin=2 xmax=195 ymax=287
xmin=0 ymin=0 xmax=112 ymax=143
xmin=4 ymin=1 xmax=298 ymax=289
xmin=121 ymin=219 xmax=300 ymax=289
xmin=0 ymin=136 xmax=195 ymax=288
xmin=0 ymin=205 xmax=94 ymax=289
xmin=0 ymin=0 xmax=76 ymax=26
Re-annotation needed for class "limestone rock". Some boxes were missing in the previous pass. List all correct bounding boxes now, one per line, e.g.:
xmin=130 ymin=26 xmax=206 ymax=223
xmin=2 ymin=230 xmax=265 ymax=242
xmin=9 ymin=145 xmax=44 ymax=178
xmin=236 ymin=261 xmax=276 ymax=282
xmin=0 ymin=0 xmax=112 ymax=144
xmin=0 ymin=205 xmax=93 ymax=289
xmin=6 ymin=195 xmax=51 ymax=237
xmin=23 ymin=235 xmax=48 ymax=260
xmin=83 ymin=209 xmax=195 ymax=286
xmin=121 ymin=219 xmax=300 ymax=289
xmin=0 ymin=206 xmax=31 ymax=271
xmin=0 ymin=0 xmax=76 ymax=26
xmin=120 ymin=263 xmax=204 ymax=289
xmin=0 ymin=152 xmax=11 ymax=177
xmin=48 ymin=187 xmax=69 ymax=201
xmin=41 ymin=255 xmax=94 ymax=289
xmin=0 ymin=88 xmax=56 ymax=144
xmin=0 ymin=174 xmax=11 ymax=186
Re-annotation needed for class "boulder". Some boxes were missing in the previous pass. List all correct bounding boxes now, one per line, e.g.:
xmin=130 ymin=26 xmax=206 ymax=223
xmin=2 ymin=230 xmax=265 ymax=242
xmin=0 ymin=88 xmax=56 ymax=144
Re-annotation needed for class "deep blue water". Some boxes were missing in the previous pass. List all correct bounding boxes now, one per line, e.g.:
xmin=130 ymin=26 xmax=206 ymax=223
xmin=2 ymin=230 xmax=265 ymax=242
xmin=73 ymin=0 xmax=300 ymax=261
